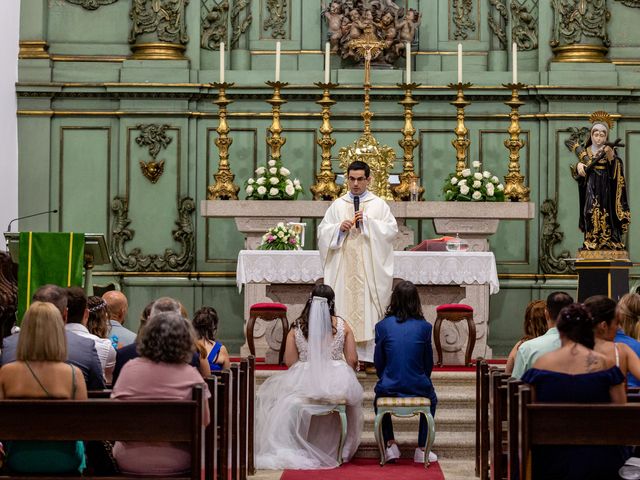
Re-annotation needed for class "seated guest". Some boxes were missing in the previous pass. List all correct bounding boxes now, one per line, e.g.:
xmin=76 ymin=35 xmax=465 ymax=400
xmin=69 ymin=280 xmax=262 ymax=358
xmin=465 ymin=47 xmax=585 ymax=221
xmin=585 ymin=295 xmax=640 ymax=385
xmin=112 ymin=300 xmax=204 ymax=385
xmin=0 ymin=251 xmax=18 ymax=340
xmin=0 ymin=301 xmax=88 ymax=474
xmin=256 ymin=284 xmax=363 ymax=469
xmin=103 ymin=290 xmax=135 ymax=349
xmin=192 ymin=306 xmax=230 ymax=372
xmin=111 ymin=311 xmax=210 ymax=476
xmin=66 ymin=287 xmax=116 ymax=384
xmin=505 ymin=299 xmax=547 ymax=375
xmin=87 ymin=296 xmax=110 ymax=340
xmin=1 ymin=284 xmax=105 ymax=390
xmin=522 ymin=303 xmax=628 ymax=480
xmin=615 ymin=293 xmax=640 ymax=387
xmin=374 ymin=280 xmax=437 ymax=463
xmin=511 ymin=291 xmax=574 ymax=379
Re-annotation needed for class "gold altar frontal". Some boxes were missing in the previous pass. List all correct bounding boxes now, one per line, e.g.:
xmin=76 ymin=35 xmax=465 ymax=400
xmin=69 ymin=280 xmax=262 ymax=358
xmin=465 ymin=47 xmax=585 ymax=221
xmin=575 ymin=250 xmax=632 ymax=302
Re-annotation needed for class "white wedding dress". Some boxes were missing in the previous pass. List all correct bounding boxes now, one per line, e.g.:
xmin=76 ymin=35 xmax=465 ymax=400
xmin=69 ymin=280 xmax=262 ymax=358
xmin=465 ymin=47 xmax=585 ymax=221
xmin=255 ymin=316 xmax=364 ymax=470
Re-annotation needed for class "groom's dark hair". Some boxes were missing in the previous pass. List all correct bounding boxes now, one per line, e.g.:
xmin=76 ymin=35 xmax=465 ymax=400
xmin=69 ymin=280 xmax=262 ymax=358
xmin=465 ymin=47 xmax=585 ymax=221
xmin=385 ymin=280 xmax=424 ymax=323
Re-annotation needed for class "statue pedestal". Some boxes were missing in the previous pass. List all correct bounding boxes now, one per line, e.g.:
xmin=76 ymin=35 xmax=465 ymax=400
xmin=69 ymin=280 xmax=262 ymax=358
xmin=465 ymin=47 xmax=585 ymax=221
xmin=575 ymin=252 xmax=632 ymax=302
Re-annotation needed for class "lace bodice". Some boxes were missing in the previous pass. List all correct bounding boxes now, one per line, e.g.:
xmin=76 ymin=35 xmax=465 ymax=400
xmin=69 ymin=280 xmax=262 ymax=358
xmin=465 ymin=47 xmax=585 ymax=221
xmin=294 ymin=317 xmax=345 ymax=362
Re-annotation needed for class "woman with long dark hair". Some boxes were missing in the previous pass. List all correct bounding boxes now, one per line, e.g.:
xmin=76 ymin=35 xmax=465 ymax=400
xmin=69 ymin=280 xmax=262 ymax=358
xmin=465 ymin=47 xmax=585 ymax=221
xmin=255 ymin=283 xmax=363 ymax=469
xmin=522 ymin=303 xmax=627 ymax=480
xmin=374 ymin=280 xmax=437 ymax=464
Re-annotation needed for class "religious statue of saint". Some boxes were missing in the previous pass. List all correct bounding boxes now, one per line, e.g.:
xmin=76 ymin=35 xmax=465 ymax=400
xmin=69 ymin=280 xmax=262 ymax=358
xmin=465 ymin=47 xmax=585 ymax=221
xmin=567 ymin=111 xmax=631 ymax=251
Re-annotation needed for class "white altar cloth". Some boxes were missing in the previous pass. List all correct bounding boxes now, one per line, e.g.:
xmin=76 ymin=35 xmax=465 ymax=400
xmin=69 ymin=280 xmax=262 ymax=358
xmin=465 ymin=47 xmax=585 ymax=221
xmin=236 ymin=250 xmax=499 ymax=294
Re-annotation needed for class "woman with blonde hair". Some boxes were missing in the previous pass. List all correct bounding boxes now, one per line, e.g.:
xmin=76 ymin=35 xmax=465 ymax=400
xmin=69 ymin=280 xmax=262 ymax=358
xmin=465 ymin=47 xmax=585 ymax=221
xmin=0 ymin=301 xmax=87 ymax=474
xmin=505 ymin=300 xmax=547 ymax=375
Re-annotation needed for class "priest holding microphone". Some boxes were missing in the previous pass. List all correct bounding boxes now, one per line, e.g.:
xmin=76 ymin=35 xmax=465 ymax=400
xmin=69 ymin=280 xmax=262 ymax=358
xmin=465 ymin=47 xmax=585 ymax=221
xmin=318 ymin=161 xmax=398 ymax=365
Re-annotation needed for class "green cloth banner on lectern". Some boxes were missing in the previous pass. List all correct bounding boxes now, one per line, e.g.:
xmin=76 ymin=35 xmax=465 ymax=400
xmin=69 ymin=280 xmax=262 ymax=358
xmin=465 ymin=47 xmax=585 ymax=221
xmin=17 ymin=232 xmax=85 ymax=322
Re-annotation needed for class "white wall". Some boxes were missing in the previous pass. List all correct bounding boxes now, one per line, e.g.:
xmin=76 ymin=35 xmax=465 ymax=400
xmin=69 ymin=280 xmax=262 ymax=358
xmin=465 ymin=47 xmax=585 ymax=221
xmin=0 ymin=0 xmax=20 ymax=249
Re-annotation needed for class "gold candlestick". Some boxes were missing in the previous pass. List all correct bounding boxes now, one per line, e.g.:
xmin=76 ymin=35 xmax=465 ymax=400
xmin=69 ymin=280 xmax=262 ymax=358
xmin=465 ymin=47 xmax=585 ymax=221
xmin=207 ymin=82 xmax=240 ymax=200
xmin=502 ymin=82 xmax=530 ymax=202
xmin=448 ymin=82 xmax=472 ymax=175
xmin=310 ymin=82 xmax=341 ymax=200
xmin=393 ymin=82 xmax=423 ymax=201
xmin=265 ymin=81 xmax=288 ymax=163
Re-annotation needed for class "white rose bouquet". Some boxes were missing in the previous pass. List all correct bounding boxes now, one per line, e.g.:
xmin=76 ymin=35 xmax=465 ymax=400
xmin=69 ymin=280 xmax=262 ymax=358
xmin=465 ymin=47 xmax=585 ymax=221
xmin=245 ymin=159 xmax=303 ymax=200
xmin=442 ymin=161 xmax=506 ymax=202
xmin=258 ymin=222 xmax=301 ymax=250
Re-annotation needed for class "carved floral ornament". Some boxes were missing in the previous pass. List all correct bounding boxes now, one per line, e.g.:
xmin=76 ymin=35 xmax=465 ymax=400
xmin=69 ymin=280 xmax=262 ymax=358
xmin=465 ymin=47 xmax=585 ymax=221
xmin=264 ymin=0 xmax=288 ymax=39
xmin=111 ymin=196 xmax=195 ymax=272
xmin=201 ymin=0 xmax=253 ymax=50
xmin=135 ymin=124 xmax=172 ymax=184
xmin=64 ymin=0 xmax=118 ymax=9
xmin=129 ymin=0 xmax=190 ymax=45
xmin=550 ymin=0 xmax=610 ymax=47
xmin=322 ymin=0 xmax=421 ymax=65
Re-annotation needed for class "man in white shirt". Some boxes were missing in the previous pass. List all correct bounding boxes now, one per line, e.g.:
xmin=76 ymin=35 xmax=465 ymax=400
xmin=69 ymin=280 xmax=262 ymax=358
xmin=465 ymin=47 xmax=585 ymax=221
xmin=511 ymin=291 xmax=574 ymax=379
xmin=66 ymin=287 xmax=116 ymax=384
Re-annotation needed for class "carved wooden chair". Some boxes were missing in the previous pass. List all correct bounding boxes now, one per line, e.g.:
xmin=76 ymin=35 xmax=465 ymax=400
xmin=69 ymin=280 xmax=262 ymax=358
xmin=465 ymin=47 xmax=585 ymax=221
xmin=246 ymin=303 xmax=288 ymax=365
xmin=434 ymin=303 xmax=476 ymax=366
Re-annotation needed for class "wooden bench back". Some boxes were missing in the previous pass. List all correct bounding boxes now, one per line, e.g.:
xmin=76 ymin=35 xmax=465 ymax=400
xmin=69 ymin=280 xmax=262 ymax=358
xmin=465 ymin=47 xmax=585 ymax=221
xmin=518 ymin=384 xmax=640 ymax=480
xmin=0 ymin=385 xmax=205 ymax=480
xmin=489 ymin=368 xmax=509 ymax=480
xmin=212 ymin=369 xmax=233 ymax=480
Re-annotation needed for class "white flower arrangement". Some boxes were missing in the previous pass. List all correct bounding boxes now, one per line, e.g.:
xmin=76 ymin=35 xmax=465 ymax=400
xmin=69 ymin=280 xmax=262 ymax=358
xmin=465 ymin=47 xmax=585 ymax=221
xmin=258 ymin=222 xmax=301 ymax=250
xmin=443 ymin=163 xmax=506 ymax=202
xmin=245 ymin=159 xmax=303 ymax=200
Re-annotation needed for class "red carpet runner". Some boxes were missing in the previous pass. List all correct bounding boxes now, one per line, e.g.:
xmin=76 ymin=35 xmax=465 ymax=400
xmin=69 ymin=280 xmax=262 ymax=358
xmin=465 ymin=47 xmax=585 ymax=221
xmin=280 ymin=458 xmax=445 ymax=480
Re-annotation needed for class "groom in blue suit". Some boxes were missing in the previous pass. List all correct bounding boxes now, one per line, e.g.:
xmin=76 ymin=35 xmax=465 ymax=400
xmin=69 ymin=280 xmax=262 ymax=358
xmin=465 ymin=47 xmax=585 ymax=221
xmin=374 ymin=280 xmax=438 ymax=463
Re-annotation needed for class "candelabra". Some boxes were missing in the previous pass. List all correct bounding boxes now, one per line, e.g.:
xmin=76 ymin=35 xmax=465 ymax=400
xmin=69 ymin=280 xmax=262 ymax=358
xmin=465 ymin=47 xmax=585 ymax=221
xmin=265 ymin=81 xmax=288 ymax=163
xmin=393 ymin=82 xmax=423 ymax=201
xmin=310 ymin=82 xmax=341 ymax=200
xmin=448 ymin=82 xmax=472 ymax=175
xmin=207 ymin=82 xmax=240 ymax=200
xmin=502 ymin=82 xmax=530 ymax=202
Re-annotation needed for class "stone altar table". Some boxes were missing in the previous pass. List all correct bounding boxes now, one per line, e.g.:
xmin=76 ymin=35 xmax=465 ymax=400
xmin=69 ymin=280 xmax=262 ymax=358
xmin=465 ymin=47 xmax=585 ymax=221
xmin=237 ymin=250 xmax=499 ymax=365
xmin=201 ymin=200 xmax=535 ymax=251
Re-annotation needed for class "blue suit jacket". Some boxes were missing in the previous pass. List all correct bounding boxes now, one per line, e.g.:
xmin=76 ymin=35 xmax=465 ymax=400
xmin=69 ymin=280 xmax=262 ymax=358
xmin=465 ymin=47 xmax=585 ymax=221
xmin=374 ymin=315 xmax=435 ymax=399
xmin=1 ymin=331 xmax=106 ymax=390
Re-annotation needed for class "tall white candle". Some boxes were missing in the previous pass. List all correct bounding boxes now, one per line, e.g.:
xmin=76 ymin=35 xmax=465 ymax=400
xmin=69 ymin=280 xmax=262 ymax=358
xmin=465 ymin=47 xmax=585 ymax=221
xmin=512 ymin=42 xmax=518 ymax=84
xmin=324 ymin=42 xmax=330 ymax=84
xmin=406 ymin=42 xmax=411 ymax=84
xmin=219 ymin=42 xmax=225 ymax=84
xmin=275 ymin=41 xmax=281 ymax=82
xmin=457 ymin=43 xmax=462 ymax=84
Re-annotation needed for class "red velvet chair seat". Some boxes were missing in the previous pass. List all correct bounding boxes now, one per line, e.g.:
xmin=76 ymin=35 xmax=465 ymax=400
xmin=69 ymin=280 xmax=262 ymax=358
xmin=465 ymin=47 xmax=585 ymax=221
xmin=250 ymin=302 xmax=287 ymax=311
xmin=436 ymin=303 xmax=474 ymax=313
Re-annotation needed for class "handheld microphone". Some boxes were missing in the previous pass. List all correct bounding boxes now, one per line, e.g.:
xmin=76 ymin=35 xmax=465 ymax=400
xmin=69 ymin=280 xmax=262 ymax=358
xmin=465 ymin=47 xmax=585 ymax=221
xmin=353 ymin=196 xmax=360 ymax=229
xmin=6 ymin=209 xmax=58 ymax=233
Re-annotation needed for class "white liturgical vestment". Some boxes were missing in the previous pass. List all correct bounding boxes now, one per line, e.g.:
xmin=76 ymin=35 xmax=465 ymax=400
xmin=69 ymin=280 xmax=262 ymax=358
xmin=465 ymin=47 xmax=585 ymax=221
xmin=318 ymin=191 xmax=398 ymax=362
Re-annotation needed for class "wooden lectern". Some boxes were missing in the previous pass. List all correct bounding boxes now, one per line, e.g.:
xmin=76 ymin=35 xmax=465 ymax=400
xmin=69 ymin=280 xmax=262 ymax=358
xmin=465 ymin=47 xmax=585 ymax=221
xmin=4 ymin=233 xmax=111 ymax=295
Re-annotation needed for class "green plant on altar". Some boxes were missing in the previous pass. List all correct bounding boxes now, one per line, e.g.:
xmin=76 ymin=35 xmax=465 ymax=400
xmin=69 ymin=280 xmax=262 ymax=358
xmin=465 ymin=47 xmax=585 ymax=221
xmin=245 ymin=159 xmax=303 ymax=200
xmin=443 ymin=161 xmax=506 ymax=202
xmin=258 ymin=223 xmax=302 ymax=250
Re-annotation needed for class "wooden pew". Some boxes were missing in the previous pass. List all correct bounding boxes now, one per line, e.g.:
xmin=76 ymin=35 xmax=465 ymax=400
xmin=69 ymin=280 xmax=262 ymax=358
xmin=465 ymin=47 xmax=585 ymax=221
xmin=230 ymin=363 xmax=241 ymax=480
xmin=204 ymin=376 xmax=219 ymax=480
xmin=247 ymin=356 xmax=256 ymax=476
xmin=506 ymin=378 xmax=523 ymax=480
xmin=239 ymin=360 xmax=249 ymax=480
xmin=212 ymin=369 xmax=233 ymax=480
xmin=489 ymin=368 xmax=509 ymax=480
xmin=0 ymin=385 xmax=205 ymax=480
xmin=518 ymin=384 xmax=640 ymax=480
xmin=475 ymin=358 xmax=490 ymax=479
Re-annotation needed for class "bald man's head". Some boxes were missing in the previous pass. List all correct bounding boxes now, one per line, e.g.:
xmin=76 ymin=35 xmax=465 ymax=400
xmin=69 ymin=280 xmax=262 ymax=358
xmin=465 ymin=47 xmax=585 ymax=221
xmin=102 ymin=290 xmax=128 ymax=324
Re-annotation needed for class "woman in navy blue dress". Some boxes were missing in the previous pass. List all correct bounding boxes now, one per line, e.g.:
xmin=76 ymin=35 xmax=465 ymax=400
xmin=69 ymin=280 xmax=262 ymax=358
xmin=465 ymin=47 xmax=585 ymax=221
xmin=522 ymin=303 xmax=628 ymax=480
xmin=192 ymin=306 xmax=230 ymax=372
xmin=374 ymin=280 xmax=437 ymax=463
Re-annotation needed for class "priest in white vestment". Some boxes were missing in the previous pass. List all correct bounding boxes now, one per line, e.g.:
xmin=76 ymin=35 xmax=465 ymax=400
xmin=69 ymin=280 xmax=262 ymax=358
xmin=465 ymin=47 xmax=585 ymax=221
xmin=318 ymin=161 xmax=398 ymax=362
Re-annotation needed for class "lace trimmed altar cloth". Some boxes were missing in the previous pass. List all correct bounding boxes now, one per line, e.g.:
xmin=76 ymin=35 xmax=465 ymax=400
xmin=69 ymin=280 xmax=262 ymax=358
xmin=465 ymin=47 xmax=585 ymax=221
xmin=236 ymin=250 xmax=499 ymax=294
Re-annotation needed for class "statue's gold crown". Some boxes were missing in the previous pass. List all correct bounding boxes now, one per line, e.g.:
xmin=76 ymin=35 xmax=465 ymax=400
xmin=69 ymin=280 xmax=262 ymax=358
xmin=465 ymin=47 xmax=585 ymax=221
xmin=589 ymin=110 xmax=614 ymax=130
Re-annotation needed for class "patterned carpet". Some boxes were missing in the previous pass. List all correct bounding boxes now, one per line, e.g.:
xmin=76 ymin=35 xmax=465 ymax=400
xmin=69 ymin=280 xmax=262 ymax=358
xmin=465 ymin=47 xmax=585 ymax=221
xmin=280 ymin=458 xmax=445 ymax=480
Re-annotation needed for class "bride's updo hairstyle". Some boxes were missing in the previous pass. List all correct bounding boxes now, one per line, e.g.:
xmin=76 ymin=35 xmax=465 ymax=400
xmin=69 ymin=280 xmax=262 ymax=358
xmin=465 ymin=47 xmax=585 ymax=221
xmin=556 ymin=303 xmax=595 ymax=349
xmin=295 ymin=284 xmax=336 ymax=339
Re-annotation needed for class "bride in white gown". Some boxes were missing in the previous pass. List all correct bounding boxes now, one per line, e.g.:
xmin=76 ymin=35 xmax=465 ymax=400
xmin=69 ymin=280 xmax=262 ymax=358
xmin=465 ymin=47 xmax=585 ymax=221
xmin=255 ymin=284 xmax=364 ymax=469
